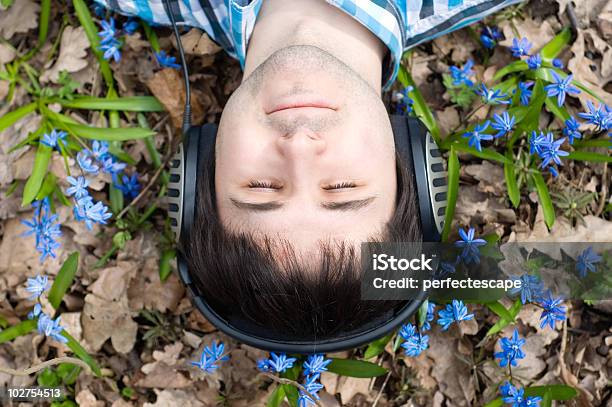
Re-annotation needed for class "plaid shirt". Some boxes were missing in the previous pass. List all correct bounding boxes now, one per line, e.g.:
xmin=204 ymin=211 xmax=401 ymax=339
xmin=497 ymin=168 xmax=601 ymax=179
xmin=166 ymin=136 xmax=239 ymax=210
xmin=95 ymin=0 xmax=522 ymax=89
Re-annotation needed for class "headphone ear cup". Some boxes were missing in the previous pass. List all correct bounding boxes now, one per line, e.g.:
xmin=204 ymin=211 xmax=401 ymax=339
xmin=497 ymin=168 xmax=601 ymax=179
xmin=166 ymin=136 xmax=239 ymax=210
xmin=168 ymin=144 xmax=185 ymax=243
xmin=390 ymin=115 xmax=448 ymax=242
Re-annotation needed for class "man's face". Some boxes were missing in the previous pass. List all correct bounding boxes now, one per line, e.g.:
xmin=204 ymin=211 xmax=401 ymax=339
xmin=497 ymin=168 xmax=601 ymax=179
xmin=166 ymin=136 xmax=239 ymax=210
xmin=215 ymin=46 xmax=397 ymax=257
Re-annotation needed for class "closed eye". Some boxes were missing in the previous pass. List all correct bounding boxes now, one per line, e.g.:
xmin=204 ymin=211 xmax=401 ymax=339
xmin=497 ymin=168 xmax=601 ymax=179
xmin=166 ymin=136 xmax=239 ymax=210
xmin=248 ymin=180 xmax=283 ymax=190
xmin=322 ymin=182 xmax=357 ymax=190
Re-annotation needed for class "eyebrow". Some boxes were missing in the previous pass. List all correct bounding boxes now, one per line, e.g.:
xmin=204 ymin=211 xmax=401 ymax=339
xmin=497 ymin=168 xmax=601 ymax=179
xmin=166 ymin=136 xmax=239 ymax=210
xmin=229 ymin=197 xmax=376 ymax=212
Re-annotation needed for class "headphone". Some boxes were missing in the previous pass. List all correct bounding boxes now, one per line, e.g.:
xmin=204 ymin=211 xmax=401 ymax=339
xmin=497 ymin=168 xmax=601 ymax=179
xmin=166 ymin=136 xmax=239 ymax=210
xmin=162 ymin=0 xmax=448 ymax=353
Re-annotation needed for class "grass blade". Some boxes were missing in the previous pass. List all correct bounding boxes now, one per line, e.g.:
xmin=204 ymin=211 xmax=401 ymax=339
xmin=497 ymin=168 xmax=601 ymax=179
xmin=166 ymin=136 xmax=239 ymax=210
xmin=566 ymin=151 xmax=612 ymax=163
xmin=59 ymin=96 xmax=164 ymax=112
xmin=61 ymin=330 xmax=101 ymax=376
xmin=532 ymin=171 xmax=555 ymax=229
xmin=541 ymin=28 xmax=572 ymax=60
xmin=0 ymin=102 xmax=37 ymax=132
xmin=452 ymin=144 xmax=511 ymax=164
xmin=442 ymin=146 xmax=459 ymax=241
xmin=48 ymin=252 xmax=80 ymax=309
xmin=61 ymin=122 xmax=156 ymax=141
xmin=504 ymin=154 xmax=520 ymax=208
xmin=0 ymin=319 xmax=37 ymax=344
xmin=22 ymin=144 xmax=52 ymax=206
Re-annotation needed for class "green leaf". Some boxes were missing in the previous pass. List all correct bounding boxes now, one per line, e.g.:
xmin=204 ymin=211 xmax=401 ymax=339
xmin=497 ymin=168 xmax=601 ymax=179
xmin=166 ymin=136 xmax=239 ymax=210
xmin=48 ymin=252 xmax=80 ymax=309
xmin=59 ymin=96 xmax=164 ymax=112
xmin=57 ymin=363 xmax=81 ymax=386
xmin=545 ymin=97 xmax=571 ymax=122
xmin=0 ymin=319 xmax=37 ymax=344
xmin=327 ymin=358 xmax=387 ymax=378
xmin=60 ymin=122 xmax=156 ymax=141
xmin=541 ymin=389 xmax=553 ymax=407
xmin=566 ymin=151 xmax=612 ymax=163
xmin=397 ymin=65 xmax=441 ymax=144
xmin=22 ymin=144 xmax=52 ymax=206
xmin=482 ymin=398 xmax=504 ymax=407
xmin=364 ymin=333 xmax=393 ymax=359
xmin=574 ymin=138 xmax=612 ymax=149
xmin=532 ymin=171 xmax=555 ymax=229
xmin=485 ymin=301 xmax=513 ymax=321
xmin=494 ymin=60 xmax=528 ymax=81
xmin=0 ymin=103 xmax=36 ymax=133
xmin=452 ymin=144 xmax=511 ymax=164
xmin=266 ymin=386 xmax=286 ymax=407
xmin=280 ymin=365 xmax=300 ymax=407
xmin=486 ymin=298 xmax=522 ymax=337
xmin=38 ymin=0 xmax=51 ymax=46
xmin=159 ymin=249 xmax=177 ymax=281
xmin=524 ymin=385 xmax=578 ymax=401
xmin=541 ymin=28 xmax=572 ymax=60
xmin=510 ymin=80 xmax=546 ymax=147
xmin=36 ymin=172 xmax=58 ymax=201
xmin=38 ymin=368 xmax=61 ymax=387
xmin=504 ymin=155 xmax=520 ymax=208
xmin=62 ymin=330 xmax=101 ymax=376
xmin=442 ymin=146 xmax=459 ymax=241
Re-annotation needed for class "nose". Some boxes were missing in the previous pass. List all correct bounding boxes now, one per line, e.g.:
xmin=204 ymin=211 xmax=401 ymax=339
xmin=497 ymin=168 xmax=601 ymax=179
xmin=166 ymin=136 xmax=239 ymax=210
xmin=276 ymin=126 xmax=327 ymax=158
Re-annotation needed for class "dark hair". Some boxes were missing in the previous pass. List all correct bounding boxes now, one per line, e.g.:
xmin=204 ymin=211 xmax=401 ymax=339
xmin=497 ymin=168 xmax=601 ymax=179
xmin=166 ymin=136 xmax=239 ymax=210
xmin=183 ymin=147 xmax=421 ymax=340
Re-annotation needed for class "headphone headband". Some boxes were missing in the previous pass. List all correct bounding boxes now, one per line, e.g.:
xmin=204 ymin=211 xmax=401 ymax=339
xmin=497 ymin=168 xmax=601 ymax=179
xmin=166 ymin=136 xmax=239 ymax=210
xmin=167 ymin=116 xmax=447 ymax=353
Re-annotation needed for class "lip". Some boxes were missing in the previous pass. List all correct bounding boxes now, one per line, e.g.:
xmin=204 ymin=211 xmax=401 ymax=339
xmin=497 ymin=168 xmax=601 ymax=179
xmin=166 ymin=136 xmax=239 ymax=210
xmin=266 ymin=97 xmax=338 ymax=114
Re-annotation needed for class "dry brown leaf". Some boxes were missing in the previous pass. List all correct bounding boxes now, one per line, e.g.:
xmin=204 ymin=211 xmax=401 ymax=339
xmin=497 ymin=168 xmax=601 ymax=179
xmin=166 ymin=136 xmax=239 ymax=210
xmin=336 ymin=376 xmax=371 ymax=405
xmin=75 ymin=389 xmax=105 ymax=407
xmin=463 ymin=161 xmax=506 ymax=196
xmin=128 ymin=256 xmax=184 ymax=313
xmin=81 ymin=293 xmax=138 ymax=354
xmin=0 ymin=43 xmax=16 ymax=65
xmin=499 ymin=18 xmax=555 ymax=52
xmin=40 ymin=26 xmax=90 ymax=83
xmin=146 ymin=68 xmax=205 ymax=129
xmin=179 ymin=29 xmax=222 ymax=56
xmin=568 ymin=29 xmax=612 ymax=106
xmin=0 ymin=0 xmax=39 ymax=40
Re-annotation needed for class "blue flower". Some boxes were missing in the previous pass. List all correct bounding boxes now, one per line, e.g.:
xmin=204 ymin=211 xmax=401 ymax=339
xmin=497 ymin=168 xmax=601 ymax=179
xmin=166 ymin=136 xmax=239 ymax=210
xmin=122 ymin=19 xmax=139 ymax=35
xmin=552 ymin=58 xmax=564 ymax=69
xmin=578 ymin=101 xmax=611 ymax=131
xmin=494 ymin=328 xmax=526 ymax=368
xmin=576 ymin=246 xmax=602 ymax=277
xmin=422 ymin=301 xmax=436 ymax=331
xmin=116 ymin=173 xmax=140 ymax=200
xmin=298 ymin=374 xmax=324 ymax=407
xmin=394 ymin=86 xmax=414 ymax=114
xmin=399 ymin=322 xmax=416 ymax=340
xmin=204 ymin=341 xmax=230 ymax=363
xmin=66 ymin=176 xmax=90 ymax=199
xmin=27 ymin=303 xmax=42 ymax=320
xmin=437 ymin=300 xmax=474 ymax=331
xmin=21 ymin=199 xmax=62 ymax=262
xmin=503 ymin=385 xmax=541 ymax=407
xmin=481 ymin=34 xmax=496 ymax=49
xmin=526 ymin=53 xmax=542 ymax=70
xmin=91 ymin=140 xmax=109 ymax=160
xmin=538 ymin=292 xmax=566 ymax=329
xmin=499 ymin=381 xmax=518 ymax=398
xmin=74 ymin=197 xmax=112 ymax=230
xmin=563 ymin=117 xmax=582 ymax=144
xmin=508 ymin=274 xmax=544 ymax=304
xmin=268 ymin=353 xmax=297 ymax=373
xmin=491 ymin=111 xmax=516 ymax=138
xmin=37 ymin=313 xmax=68 ymax=344
xmin=539 ymin=136 xmax=568 ymax=169
xmin=544 ymin=71 xmax=581 ymax=107
xmin=40 ymin=130 xmax=67 ymax=150
xmin=191 ymin=341 xmax=230 ymax=373
xmin=303 ymin=354 xmax=332 ymax=376
xmin=155 ymin=50 xmax=181 ymax=69
xmin=25 ymin=275 xmax=49 ymax=299
xmin=462 ymin=121 xmax=493 ymax=152
xmin=435 ymin=261 xmax=456 ymax=279
xmin=516 ymin=81 xmax=534 ymax=106
xmin=529 ymin=131 xmax=549 ymax=155
xmin=509 ymin=37 xmax=532 ymax=57
xmin=100 ymin=40 xmax=122 ymax=62
xmin=257 ymin=359 xmax=272 ymax=372
xmin=76 ymin=151 xmax=100 ymax=174
xmin=100 ymin=156 xmax=127 ymax=176
xmin=190 ymin=352 xmax=218 ymax=373
xmin=450 ymin=59 xmax=475 ymax=87
xmin=401 ymin=332 xmax=429 ymax=357
xmin=454 ymin=227 xmax=487 ymax=264
xmin=475 ymin=84 xmax=510 ymax=105
xmin=98 ymin=18 xmax=118 ymax=44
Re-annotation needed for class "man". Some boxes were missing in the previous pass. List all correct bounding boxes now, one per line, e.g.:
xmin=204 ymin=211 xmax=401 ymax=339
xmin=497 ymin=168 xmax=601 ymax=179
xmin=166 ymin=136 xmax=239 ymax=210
xmin=96 ymin=0 xmax=520 ymax=338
